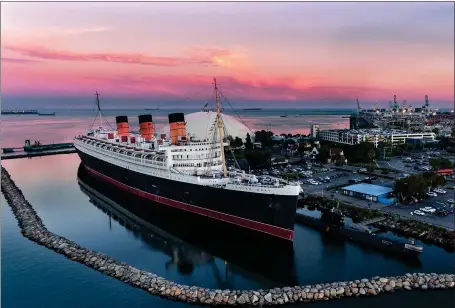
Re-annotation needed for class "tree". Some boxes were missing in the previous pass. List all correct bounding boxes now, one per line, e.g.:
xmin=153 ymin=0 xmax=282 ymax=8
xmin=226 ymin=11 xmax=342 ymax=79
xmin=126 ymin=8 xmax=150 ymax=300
xmin=245 ymin=133 xmax=253 ymax=150
xmin=284 ymin=139 xmax=296 ymax=145
xmin=432 ymin=128 xmax=440 ymax=136
xmin=245 ymin=151 xmax=271 ymax=169
xmin=315 ymin=145 xmax=330 ymax=163
xmin=233 ymin=137 xmax=243 ymax=148
xmin=368 ymin=149 xmax=376 ymax=175
xmin=429 ymin=158 xmax=454 ymax=170
xmin=226 ymin=135 xmax=234 ymax=144
xmin=297 ymin=143 xmax=307 ymax=155
xmin=395 ymin=173 xmax=446 ymax=202
xmin=254 ymin=130 xmax=274 ymax=146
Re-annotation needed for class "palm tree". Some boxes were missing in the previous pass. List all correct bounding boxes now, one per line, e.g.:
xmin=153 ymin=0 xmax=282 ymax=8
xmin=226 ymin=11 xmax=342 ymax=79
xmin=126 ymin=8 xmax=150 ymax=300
xmin=367 ymin=149 xmax=376 ymax=176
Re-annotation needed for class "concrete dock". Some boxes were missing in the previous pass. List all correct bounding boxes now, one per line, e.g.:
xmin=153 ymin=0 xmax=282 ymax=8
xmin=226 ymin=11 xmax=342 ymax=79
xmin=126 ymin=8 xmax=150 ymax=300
xmin=1 ymin=147 xmax=76 ymax=160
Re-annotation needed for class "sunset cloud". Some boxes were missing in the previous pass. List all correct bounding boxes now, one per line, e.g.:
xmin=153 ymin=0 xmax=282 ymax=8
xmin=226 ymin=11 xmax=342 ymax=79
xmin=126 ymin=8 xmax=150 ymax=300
xmin=1 ymin=2 xmax=453 ymax=107
xmin=3 ymin=44 xmax=248 ymax=68
xmin=1 ymin=57 xmax=41 ymax=64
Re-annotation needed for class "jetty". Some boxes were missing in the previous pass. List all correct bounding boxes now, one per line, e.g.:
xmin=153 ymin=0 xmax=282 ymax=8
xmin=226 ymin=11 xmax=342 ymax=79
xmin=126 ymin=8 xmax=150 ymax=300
xmin=1 ymin=165 xmax=454 ymax=306
xmin=360 ymin=216 xmax=388 ymax=226
xmin=2 ymin=141 xmax=76 ymax=160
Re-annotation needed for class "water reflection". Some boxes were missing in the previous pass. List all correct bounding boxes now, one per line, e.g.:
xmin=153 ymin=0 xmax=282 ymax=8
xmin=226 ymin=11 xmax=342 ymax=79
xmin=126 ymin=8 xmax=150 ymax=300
xmin=77 ymin=163 xmax=298 ymax=287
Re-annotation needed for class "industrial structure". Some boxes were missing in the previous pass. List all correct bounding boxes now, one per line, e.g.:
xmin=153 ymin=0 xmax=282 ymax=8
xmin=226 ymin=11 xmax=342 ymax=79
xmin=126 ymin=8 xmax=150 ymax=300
xmin=318 ymin=128 xmax=436 ymax=147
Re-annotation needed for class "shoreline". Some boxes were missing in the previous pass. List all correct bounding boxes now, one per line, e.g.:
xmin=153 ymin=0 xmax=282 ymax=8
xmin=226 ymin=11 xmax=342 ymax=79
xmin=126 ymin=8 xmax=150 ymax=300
xmin=301 ymin=197 xmax=455 ymax=250
xmin=1 ymin=165 xmax=454 ymax=306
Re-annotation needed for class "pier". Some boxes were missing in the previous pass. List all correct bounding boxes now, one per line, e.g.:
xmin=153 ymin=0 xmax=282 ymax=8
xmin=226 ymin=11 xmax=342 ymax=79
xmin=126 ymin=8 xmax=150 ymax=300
xmin=1 ymin=143 xmax=76 ymax=160
xmin=360 ymin=216 xmax=388 ymax=226
xmin=1 ymin=165 xmax=454 ymax=306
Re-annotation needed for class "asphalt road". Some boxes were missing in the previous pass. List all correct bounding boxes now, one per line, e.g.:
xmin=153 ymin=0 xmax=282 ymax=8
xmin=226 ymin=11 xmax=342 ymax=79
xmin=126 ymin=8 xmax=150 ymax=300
xmin=298 ymin=163 xmax=454 ymax=230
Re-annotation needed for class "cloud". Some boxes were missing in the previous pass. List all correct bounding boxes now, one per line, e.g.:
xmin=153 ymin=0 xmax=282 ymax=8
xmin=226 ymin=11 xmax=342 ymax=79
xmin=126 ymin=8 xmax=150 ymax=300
xmin=3 ymin=44 xmax=247 ymax=68
xmin=331 ymin=24 xmax=454 ymax=47
xmin=2 ymin=68 xmax=452 ymax=106
xmin=34 ymin=26 xmax=112 ymax=37
xmin=1 ymin=57 xmax=41 ymax=64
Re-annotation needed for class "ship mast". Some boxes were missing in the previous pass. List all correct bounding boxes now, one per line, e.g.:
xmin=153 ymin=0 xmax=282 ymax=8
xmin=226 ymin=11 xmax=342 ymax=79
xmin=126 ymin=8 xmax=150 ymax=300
xmin=213 ymin=78 xmax=227 ymax=177
xmin=95 ymin=91 xmax=102 ymax=128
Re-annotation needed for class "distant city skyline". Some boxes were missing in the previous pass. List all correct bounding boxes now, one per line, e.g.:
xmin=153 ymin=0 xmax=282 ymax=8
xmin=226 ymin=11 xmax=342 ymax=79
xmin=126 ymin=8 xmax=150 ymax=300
xmin=1 ymin=2 xmax=454 ymax=108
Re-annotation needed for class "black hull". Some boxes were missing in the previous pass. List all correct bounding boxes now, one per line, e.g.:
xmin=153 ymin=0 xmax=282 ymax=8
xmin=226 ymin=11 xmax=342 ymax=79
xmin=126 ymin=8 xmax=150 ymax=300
xmin=76 ymin=149 xmax=298 ymax=241
xmin=77 ymin=163 xmax=298 ymax=286
xmin=295 ymin=213 xmax=422 ymax=258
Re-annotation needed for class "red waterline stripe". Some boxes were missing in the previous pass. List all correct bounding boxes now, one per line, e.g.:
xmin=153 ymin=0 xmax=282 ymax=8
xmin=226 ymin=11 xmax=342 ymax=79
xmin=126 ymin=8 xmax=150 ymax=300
xmin=84 ymin=165 xmax=294 ymax=241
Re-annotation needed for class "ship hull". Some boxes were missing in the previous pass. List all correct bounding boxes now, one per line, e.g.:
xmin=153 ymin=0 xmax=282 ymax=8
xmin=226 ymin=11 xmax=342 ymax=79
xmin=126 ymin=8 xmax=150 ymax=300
xmin=77 ymin=164 xmax=297 ymax=285
xmin=76 ymin=149 xmax=298 ymax=242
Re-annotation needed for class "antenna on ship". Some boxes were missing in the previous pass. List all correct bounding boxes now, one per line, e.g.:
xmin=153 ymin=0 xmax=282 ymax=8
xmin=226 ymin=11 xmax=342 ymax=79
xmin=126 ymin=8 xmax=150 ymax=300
xmin=90 ymin=91 xmax=112 ymax=130
xmin=213 ymin=78 xmax=227 ymax=177
xmin=95 ymin=91 xmax=102 ymax=127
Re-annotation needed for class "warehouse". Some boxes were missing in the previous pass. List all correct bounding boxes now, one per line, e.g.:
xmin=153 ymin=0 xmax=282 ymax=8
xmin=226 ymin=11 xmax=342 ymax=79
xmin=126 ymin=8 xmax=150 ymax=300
xmin=341 ymin=183 xmax=396 ymax=205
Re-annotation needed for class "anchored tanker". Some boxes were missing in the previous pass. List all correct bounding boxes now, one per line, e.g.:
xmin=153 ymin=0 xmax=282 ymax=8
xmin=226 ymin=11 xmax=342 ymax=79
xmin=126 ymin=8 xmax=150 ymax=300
xmin=74 ymin=80 xmax=300 ymax=242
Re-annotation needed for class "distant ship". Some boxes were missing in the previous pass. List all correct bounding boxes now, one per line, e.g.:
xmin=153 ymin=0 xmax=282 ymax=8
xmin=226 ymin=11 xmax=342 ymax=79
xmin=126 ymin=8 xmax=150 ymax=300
xmin=1 ymin=109 xmax=38 ymax=115
xmin=243 ymin=108 xmax=262 ymax=111
xmin=74 ymin=81 xmax=300 ymax=243
xmin=38 ymin=112 xmax=56 ymax=116
xmin=146 ymin=108 xmax=159 ymax=110
xmin=280 ymin=115 xmax=288 ymax=118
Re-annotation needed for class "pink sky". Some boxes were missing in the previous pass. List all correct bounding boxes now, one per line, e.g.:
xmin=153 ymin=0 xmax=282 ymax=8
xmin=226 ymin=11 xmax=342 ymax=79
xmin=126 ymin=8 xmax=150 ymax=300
xmin=1 ymin=2 xmax=454 ymax=107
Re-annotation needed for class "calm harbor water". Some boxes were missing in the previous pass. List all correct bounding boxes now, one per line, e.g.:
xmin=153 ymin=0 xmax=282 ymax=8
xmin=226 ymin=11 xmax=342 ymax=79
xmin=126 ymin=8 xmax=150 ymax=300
xmin=1 ymin=155 xmax=454 ymax=307
xmin=0 ymin=108 xmax=351 ymax=147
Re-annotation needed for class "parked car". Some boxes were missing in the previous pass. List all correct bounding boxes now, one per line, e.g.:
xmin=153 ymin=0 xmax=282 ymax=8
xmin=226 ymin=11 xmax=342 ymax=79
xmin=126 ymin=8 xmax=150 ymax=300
xmin=412 ymin=210 xmax=425 ymax=216
xmin=421 ymin=207 xmax=436 ymax=213
xmin=427 ymin=192 xmax=437 ymax=197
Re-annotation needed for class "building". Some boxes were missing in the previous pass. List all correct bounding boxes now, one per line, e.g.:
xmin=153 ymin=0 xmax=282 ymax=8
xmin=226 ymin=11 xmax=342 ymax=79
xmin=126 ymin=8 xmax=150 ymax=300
xmin=310 ymin=124 xmax=320 ymax=138
xmin=159 ymin=111 xmax=252 ymax=142
xmin=341 ymin=183 xmax=396 ymax=205
xmin=318 ymin=128 xmax=435 ymax=147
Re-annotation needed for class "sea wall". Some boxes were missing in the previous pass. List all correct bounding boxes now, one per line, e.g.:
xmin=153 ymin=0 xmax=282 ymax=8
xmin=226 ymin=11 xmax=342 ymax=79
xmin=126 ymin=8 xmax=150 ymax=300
xmin=1 ymin=166 xmax=454 ymax=306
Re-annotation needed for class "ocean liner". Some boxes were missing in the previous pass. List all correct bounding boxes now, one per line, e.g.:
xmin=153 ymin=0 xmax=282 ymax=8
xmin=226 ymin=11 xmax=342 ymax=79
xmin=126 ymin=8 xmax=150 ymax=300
xmin=74 ymin=79 xmax=300 ymax=242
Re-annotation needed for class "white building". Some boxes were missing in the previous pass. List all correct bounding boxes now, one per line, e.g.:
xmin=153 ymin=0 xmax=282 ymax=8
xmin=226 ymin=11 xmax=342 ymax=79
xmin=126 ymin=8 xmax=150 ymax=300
xmin=159 ymin=111 xmax=252 ymax=142
xmin=318 ymin=129 xmax=435 ymax=147
xmin=310 ymin=124 xmax=319 ymax=138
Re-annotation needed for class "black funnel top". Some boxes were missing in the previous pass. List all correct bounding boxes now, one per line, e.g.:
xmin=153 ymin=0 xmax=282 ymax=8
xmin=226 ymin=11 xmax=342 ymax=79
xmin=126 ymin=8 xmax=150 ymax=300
xmin=139 ymin=114 xmax=153 ymax=123
xmin=115 ymin=116 xmax=128 ymax=124
xmin=168 ymin=113 xmax=185 ymax=123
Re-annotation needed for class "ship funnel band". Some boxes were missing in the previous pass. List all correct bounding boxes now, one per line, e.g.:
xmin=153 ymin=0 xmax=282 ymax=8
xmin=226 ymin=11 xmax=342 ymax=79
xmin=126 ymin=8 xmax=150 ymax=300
xmin=168 ymin=112 xmax=186 ymax=144
xmin=139 ymin=114 xmax=154 ymax=141
xmin=116 ymin=115 xmax=129 ymax=137
xmin=115 ymin=115 xmax=128 ymax=124
xmin=139 ymin=114 xmax=153 ymax=123
xmin=168 ymin=112 xmax=185 ymax=124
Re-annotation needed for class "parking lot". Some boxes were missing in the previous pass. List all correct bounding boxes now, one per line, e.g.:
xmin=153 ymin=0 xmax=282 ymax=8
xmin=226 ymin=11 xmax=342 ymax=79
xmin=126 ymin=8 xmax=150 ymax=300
xmin=382 ymin=189 xmax=455 ymax=229
xmin=248 ymin=158 xmax=454 ymax=229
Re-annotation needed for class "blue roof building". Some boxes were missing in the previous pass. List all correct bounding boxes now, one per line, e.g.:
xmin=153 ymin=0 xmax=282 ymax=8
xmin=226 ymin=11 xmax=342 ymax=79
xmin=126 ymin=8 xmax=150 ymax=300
xmin=341 ymin=183 xmax=396 ymax=205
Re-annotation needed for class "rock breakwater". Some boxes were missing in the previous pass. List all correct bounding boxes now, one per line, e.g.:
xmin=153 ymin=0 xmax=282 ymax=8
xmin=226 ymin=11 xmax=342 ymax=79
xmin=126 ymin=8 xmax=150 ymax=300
xmin=1 ymin=166 xmax=454 ymax=306
xmin=374 ymin=219 xmax=455 ymax=250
